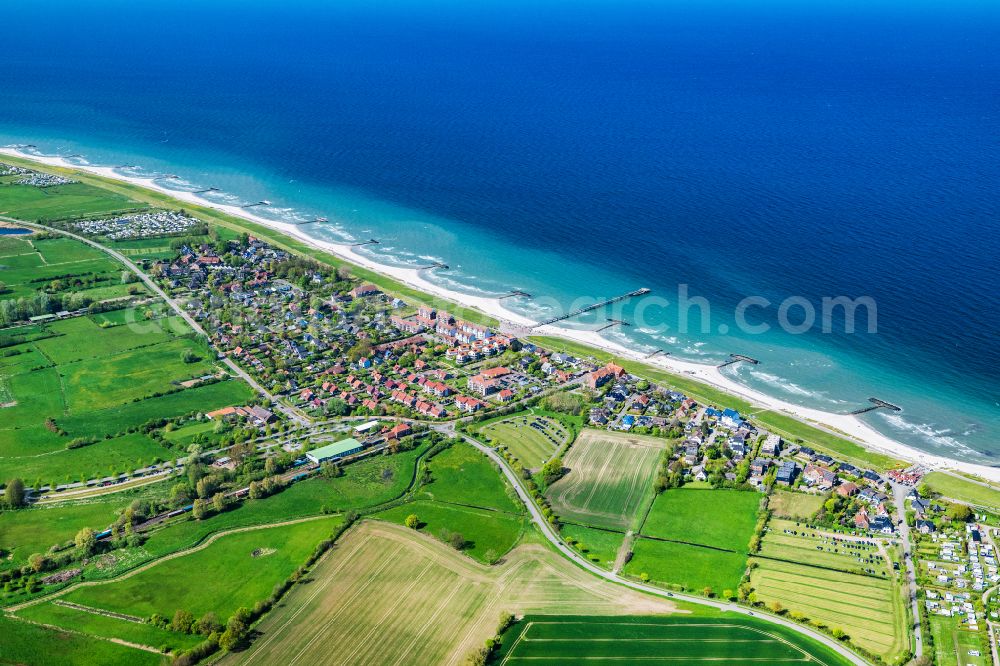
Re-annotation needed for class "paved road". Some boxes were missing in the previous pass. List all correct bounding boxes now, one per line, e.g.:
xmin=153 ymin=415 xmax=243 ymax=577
xmin=890 ymin=480 xmax=923 ymax=659
xmin=458 ymin=431 xmax=872 ymax=666
xmin=6 ymin=218 xmax=308 ymax=426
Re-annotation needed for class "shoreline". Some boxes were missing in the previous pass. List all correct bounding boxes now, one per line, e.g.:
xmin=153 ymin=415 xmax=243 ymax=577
xmin=3 ymin=146 xmax=998 ymax=483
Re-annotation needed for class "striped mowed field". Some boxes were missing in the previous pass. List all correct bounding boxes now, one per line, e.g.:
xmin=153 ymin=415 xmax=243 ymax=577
xmin=227 ymin=521 xmax=677 ymax=666
xmin=750 ymin=558 xmax=905 ymax=659
xmin=545 ymin=429 xmax=666 ymax=530
xmin=496 ymin=616 xmax=856 ymax=665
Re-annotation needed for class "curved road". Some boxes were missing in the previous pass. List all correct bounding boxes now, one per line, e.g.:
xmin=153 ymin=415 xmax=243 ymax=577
xmin=4 ymin=218 xmax=307 ymax=425
xmin=458 ymin=431 xmax=872 ymax=666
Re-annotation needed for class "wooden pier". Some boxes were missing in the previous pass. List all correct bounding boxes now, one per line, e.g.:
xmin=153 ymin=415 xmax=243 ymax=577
xmin=498 ymin=290 xmax=532 ymax=300
xmin=192 ymin=187 xmax=219 ymax=194
xmin=241 ymin=200 xmax=271 ymax=209
xmin=717 ymin=354 xmax=760 ymax=369
xmin=293 ymin=217 xmax=328 ymax=226
xmin=349 ymin=239 xmax=379 ymax=247
xmin=849 ymin=398 xmax=902 ymax=416
xmin=531 ymin=288 xmax=651 ymax=328
xmin=645 ymin=349 xmax=668 ymax=360
xmin=417 ymin=262 xmax=449 ymax=271
xmin=595 ymin=319 xmax=629 ymax=333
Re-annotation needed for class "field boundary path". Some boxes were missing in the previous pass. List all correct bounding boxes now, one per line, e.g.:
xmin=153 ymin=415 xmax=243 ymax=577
xmin=613 ymin=530 xmax=634 ymax=574
xmin=4 ymin=514 xmax=332 ymax=612
xmin=890 ymin=480 xmax=923 ymax=658
xmin=459 ymin=431 xmax=873 ymax=666
xmin=0 ymin=216 xmax=309 ymax=426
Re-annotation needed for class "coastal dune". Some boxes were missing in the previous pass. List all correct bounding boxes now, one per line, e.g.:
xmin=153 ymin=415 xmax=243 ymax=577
xmin=3 ymin=146 xmax=997 ymax=483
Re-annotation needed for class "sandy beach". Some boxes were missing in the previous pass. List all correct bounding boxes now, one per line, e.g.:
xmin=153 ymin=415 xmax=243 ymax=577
xmin=4 ymin=146 xmax=998 ymax=483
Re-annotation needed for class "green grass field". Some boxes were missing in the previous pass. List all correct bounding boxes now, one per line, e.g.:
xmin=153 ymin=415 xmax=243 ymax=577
xmin=0 ymin=432 xmax=177 ymax=485
xmin=0 ymin=614 xmax=164 ymax=666
xmin=624 ymin=538 xmax=749 ymax=594
xmin=495 ymin=615 xmax=855 ymax=666
xmin=375 ymin=499 xmax=527 ymax=563
xmin=770 ymin=489 xmax=826 ymax=520
xmin=481 ymin=414 xmax=569 ymax=468
xmin=60 ymin=517 xmax=341 ymax=622
xmin=929 ymin=614 xmax=989 ymax=666
xmin=640 ymin=487 xmax=761 ymax=552
xmin=17 ymin=600 xmax=203 ymax=653
xmin=560 ymin=523 xmax=624 ymax=569
xmin=0 ymin=497 xmax=130 ymax=570
xmin=750 ymin=557 xmax=905 ymax=659
xmin=133 ymin=445 xmax=430 ymax=562
xmin=546 ymin=429 xmax=666 ymax=530
xmin=417 ymin=441 xmax=522 ymax=513
xmin=0 ymin=306 xmax=242 ymax=483
xmin=922 ymin=472 xmax=1000 ymax=511
xmin=0 ymin=180 xmax=144 ymax=222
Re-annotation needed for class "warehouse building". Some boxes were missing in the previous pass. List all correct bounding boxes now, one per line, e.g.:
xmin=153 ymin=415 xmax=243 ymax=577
xmin=306 ymin=438 xmax=364 ymax=465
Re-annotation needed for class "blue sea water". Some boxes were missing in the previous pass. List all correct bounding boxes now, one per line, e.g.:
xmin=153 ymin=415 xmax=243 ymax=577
xmin=1 ymin=0 xmax=997 ymax=463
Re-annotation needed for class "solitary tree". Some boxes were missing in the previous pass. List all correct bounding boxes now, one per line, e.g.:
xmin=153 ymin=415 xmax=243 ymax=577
xmin=192 ymin=498 xmax=207 ymax=520
xmin=28 ymin=553 xmax=47 ymax=573
xmin=4 ymin=478 xmax=25 ymax=508
xmin=405 ymin=514 xmax=420 ymax=529
xmin=75 ymin=527 xmax=96 ymax=556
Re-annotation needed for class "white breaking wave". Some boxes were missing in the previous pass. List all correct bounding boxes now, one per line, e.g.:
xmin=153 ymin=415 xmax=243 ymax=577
xmin=878 ymin=413 xmax=982 ymax=457
xmin=743 ymin=369 xmax=843 ymax=405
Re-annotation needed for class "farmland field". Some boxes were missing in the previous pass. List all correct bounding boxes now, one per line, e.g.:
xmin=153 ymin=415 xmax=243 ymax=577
xmin=546 ymin=428 xmax=666 ymax=530
xmin=222 ymin=521 xmax=678 ymax=666
xmin=750 ymin=557 xmax=906 ymax=659
xmin=481 ymin=414 xmax=569 ymax=468
xmin=640 ymin=487 xmax=761 ymax=552
xmin=495 ymin=615 xmax=855 ymax=666
xmin=770 ymin=489 xmax=826 ymax=520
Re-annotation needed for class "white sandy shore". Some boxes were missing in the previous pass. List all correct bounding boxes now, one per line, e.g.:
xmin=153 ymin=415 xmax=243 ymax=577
xmin=4 ymin=147 xmax=998 ymax=483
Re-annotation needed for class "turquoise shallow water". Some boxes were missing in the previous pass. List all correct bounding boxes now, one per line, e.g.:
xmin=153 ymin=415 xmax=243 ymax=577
xmin=1 ymin=0 xmax=998 ymax=463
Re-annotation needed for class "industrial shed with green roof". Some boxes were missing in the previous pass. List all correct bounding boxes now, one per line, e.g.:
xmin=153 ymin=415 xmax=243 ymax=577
xmin=306 ymin=438 xmax=364 ymax=464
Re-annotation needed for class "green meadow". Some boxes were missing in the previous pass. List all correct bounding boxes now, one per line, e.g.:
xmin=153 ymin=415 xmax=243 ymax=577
xmin=0 ymin=614 xmax=163 ymax=666
xmin=0 ymin=304 xmax=250 ymax=484
xmin=60 ymin=517 xmax=341 ymax=621
xmin=0 ymin=179 xmax=144 ymax=222
xmin=639 ymin=487 xmax=761 ymax=552
xmin=0 ymin=496 xmax=130 ymax=570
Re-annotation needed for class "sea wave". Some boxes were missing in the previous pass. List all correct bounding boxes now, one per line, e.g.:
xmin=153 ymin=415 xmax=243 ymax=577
xmin=740 ymin=368 xmax=844 ymax=405
xmin=878 ymin=413 xmax=983 ymax=458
